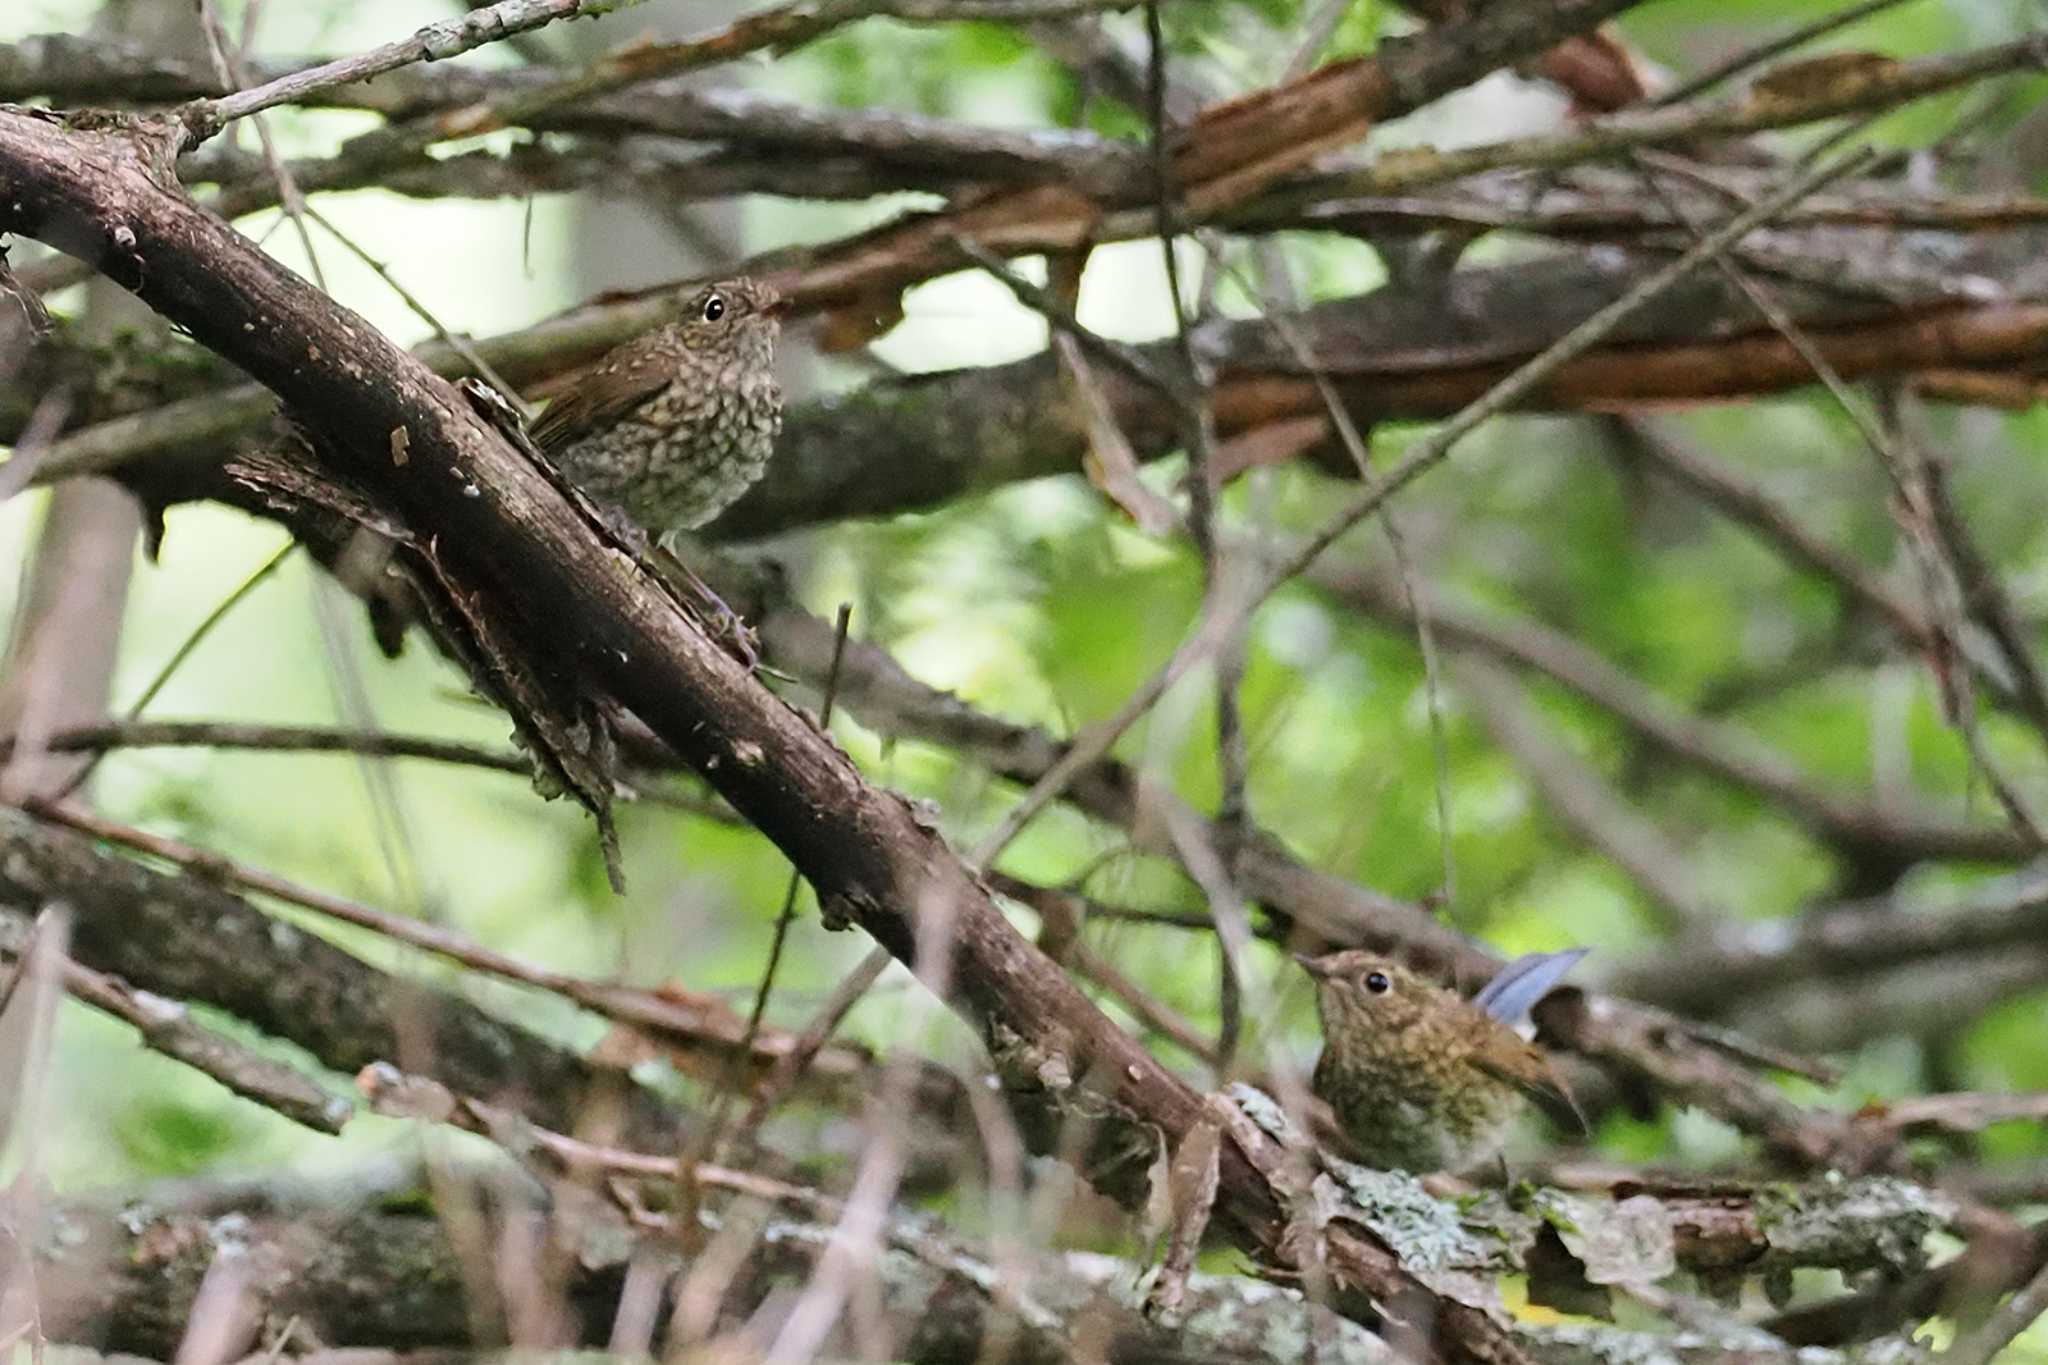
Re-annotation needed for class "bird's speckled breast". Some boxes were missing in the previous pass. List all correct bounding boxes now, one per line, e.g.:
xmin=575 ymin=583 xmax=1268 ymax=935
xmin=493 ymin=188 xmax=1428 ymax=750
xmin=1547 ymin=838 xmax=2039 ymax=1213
xmin=1313 ymin=1018 xmax=1529 ymax=1172
xmin=552 ymin=331 xmax=782 ymax=536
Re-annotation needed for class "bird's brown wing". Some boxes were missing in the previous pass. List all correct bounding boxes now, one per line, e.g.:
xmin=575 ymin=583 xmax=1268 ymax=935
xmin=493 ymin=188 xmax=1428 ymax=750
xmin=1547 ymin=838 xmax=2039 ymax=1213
xmin=1473 ymin=1037 xmax=1587 ymax=1133
xmin=527 ymin=342 xmax=673 ymax=454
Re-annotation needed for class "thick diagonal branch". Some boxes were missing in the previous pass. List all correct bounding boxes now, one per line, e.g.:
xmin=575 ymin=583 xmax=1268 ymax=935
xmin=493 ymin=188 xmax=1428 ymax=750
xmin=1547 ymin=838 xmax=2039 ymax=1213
xmin=0 ymin=106 xmax=1538 ymax=1364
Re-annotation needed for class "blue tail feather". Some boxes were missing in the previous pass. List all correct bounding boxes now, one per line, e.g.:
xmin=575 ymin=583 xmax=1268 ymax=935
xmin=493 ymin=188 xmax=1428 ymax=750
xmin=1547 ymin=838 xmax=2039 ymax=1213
xmin=1473 ymin=948 xmax=1589 ymax=1022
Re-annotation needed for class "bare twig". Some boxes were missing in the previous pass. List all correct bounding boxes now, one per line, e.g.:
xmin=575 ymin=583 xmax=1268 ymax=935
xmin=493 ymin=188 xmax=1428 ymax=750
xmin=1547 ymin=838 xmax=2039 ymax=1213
xmin=737 ymin=945 xmax=894 ymax=1131
xmin=179 ymin=0 xmax=623 ymax=145
xmin=1617 ymin=417 xmax=1932 ymax=650
xmin=970 ymin=144 xmax=1882 ymax=870
xmin=14 ymin=718 xmax=529 ymax=773
xmin=1942 ymin=1248 xmax=2048 ymax=1365
xmin=1315 ymin=556 xmax=2029 ymax=865
xmin=1286 ymin=34 xmax=2047 ymax=205
xmin=1609 ymin=860 xmax=2048 ymax=1012
xmin=1633 ymin=151 xmax=2046 ymax=845
xmin=303 ymin=205 xmax=526 ymax=414
xmin=1886 ymin=390 xmax=2048 ymax=745
xmin=7 ymin=799 xmax=881 ymax=1095
xmin=1000 ymin=872 xmax=1221 ymax=1065
xmin=1144 ymin=0 xmax=1249 ymax=1073
xmin=0 ymin=909 xmax=350 ymax=1133
xmin=1652 ymin=0 xmax=1923 ymax=107
xmin=193 ymin=0 xmax=328 ymax=310
xmin=947 ymin=235 xmax=1175 ymax=395
xmin=730 ymin=602 xmax=855 ymax=1083
xmin=358 ymin=1063 xmax=1076 ymax=1346
xmin=1870 ymin=1091 xmax=2048 ymax=1138
xmin=690 ymin=603 xmax=856 ymax=1181
xmin=53 ymin=539 xmax=295 ymax=801
xmin=1458 ymin=657 xmax=1716 ymax=932
xmin=5 ymin=717 xmax=735 ymax=819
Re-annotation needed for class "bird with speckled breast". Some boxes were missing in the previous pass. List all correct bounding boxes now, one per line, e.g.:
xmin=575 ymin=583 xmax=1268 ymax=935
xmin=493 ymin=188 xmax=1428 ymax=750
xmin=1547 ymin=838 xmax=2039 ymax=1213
xmin=1297 ymin=948 xmax=1587 ymax=1173
xmin=530 ymin=277 xmax=784 ymax=541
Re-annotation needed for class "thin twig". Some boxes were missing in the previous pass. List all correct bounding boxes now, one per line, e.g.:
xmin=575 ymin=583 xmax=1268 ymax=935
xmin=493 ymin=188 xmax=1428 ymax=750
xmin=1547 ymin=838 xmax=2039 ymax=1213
xmin=1942 ymin=1248 xmax=2048 ymax=1365
xmin=1275 ymin=35 xmax=2045 ymax=207
xmin=1633 ymin=150 xmax=2047 ymax=847
xmin=737 ymin=944 xmax=893 ymax=1132
xmin=10 ymin=718 xmax=526 ymax=773
xmin=1159 ymin=801 xmax=1255 ymax=1077
xmin=121 ymin=542 xmax=296 ymax=720
xmin=1282 ymin=0 xmax=1352 ymax=81
xmin=1653 ymin=0 xmax=1923 ymax=107
xmin=303 ymin=205 xmax=527 ymax=414
xmin=763 ymin=863 xmax=969 ymax=1365
xmin=696 ymin=603 xmax=855 ymax=1165
xmin=1886 ymin=390 xmax=2048 ymax=744
xmin=947 ymin=235 xmax=1175 ymax=395
xmin=8 ymin=799 xmax=845 ymax=1080
xmin=0 ymin=910 xmax=350 ymax=1133
xmin=0 ymin=386 xmax=75 ymax=503
xmin=357 ymin=1063 xmax=1073 ymax=1344
xmin=969 ymin=143 xmax=1882 ymax=871
xmin=1457 ymin=656 xmax=1715 ymax=932
xmin=179 ymin=0 xmax=621 ymax=145
xmin=735 ymin=602 xmax=854 ymax=1065
xmin=10 ymin=717 xmax=736 ymax=819
xmin=1313 ymin=554 xmax=2029 ymax=864
xmin=195 ymin=0 xmax=328 ymax=298
xmin=992 ymin=870 xmax=1225 ymax=1062
xmin=1384 ymin=505 xmax=1457 ymax=906
xmin=1617 ymin=416 xmax=1933 ymax=650
xmin=1144 ymin=0 xmax=1248 ymax=1073
xmin=52 ymin=539 xmax=297 ymax=802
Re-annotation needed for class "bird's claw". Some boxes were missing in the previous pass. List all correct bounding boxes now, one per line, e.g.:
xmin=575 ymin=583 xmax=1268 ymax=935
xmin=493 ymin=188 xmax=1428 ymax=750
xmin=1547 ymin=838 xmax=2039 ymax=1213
xmin=692 ymin=594 xmax=761 ymax=672
xmin=656 ymin=548 xmax=762 ymax=673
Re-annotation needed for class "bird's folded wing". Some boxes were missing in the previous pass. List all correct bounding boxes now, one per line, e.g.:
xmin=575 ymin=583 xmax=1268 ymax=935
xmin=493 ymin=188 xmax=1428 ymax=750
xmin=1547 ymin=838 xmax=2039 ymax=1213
xmin=1474 ymin=1042 xmax=1587 ymax=1134
xmin=528 ymin=349 xmax=673 ymax=454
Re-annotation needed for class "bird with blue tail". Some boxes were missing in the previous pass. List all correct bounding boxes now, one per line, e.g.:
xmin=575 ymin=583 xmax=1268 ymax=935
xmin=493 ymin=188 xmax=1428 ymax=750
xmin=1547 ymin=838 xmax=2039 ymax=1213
xmin=1296 ymin=948 xmax=1589 ymax=1174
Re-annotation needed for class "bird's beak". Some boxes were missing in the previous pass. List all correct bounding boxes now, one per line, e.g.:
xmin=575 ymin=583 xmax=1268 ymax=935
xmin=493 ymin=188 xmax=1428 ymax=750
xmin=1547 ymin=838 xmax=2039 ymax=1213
xmin=1293 ymin=952 xmax=1329 ymax=980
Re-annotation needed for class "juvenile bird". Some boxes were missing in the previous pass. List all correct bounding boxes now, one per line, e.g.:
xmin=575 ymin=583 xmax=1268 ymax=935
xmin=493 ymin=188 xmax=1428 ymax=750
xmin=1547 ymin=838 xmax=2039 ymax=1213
xmin=531 ymin=277 xmax=784 ymax=540
xmin=1297 ymin=948 xmax=1587 ymax=1173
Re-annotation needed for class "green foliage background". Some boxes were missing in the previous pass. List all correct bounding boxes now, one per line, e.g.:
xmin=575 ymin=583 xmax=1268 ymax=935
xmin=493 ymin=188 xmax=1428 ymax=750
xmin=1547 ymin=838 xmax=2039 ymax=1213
xmin=1 ymin=0 xmax=2044 ymax=1352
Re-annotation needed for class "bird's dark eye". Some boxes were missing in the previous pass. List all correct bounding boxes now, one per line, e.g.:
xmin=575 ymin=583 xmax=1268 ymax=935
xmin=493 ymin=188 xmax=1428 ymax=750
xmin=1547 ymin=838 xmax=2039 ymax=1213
xmin=701 ymin=293 xmax=726 ymax=322
xmin=1364 ymin=971 xmax=1390 ymax=994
